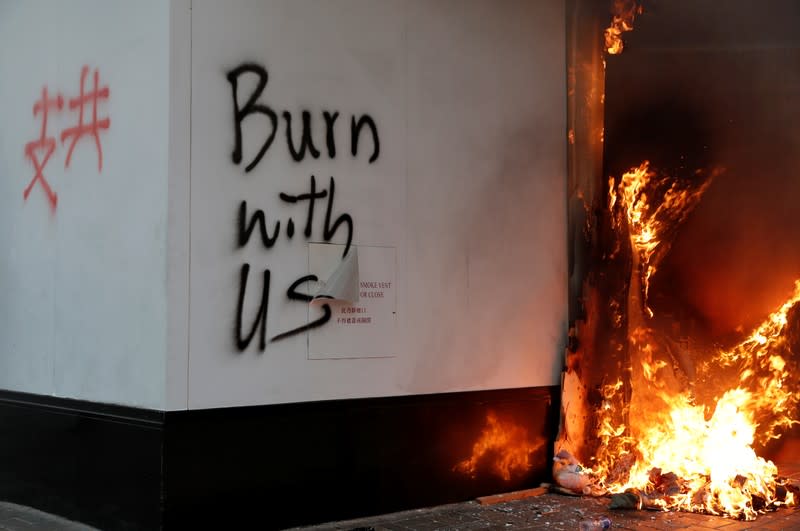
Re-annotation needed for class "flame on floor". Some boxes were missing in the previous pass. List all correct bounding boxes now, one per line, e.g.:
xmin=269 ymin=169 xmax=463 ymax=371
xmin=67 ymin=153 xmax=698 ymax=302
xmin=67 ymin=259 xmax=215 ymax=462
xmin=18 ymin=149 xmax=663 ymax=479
xmin=579 ymin=161 xmax=800 ymax=520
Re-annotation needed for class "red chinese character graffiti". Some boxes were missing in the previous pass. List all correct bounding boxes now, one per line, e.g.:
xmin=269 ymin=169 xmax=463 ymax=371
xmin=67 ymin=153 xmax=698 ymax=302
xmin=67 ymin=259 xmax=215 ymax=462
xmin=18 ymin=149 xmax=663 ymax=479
xmin=24 ymin=86 xmax=64 ymax=211
xmin=23 ymin=66 xmax=111 ymax=212
xmin=61 ymin=66 xmax=110 ymax=172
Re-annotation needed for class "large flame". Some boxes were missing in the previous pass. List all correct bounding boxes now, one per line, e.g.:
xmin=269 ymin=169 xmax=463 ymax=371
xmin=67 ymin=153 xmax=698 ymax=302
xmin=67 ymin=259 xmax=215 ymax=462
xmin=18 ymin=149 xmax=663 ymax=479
xmin=591 ymin=289 xmax=800 ymax=519
xmin=582 ymin=161 xmax=800 ymax=520
xmin=706 ymin=282 xmax=800 ymax=445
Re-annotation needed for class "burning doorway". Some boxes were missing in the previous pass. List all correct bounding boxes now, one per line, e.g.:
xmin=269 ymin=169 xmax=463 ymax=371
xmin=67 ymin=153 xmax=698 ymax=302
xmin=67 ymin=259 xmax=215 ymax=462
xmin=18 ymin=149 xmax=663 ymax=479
xmin=558 ymin=0 xmax=800 ymax=519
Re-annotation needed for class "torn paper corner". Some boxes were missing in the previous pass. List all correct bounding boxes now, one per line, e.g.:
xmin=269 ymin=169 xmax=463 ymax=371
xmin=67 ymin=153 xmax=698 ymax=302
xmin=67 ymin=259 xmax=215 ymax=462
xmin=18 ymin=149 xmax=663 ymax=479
xmin=311 ymin=247 xmax=360 ymax=305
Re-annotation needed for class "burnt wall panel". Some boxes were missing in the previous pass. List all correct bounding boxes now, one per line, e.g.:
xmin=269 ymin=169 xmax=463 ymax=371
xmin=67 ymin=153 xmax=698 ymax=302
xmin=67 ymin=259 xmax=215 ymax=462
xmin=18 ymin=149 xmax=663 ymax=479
xmin=560 ymin=0 xmax=800 ymax=504
xmin=604 ymin=0 xmax=800 ymax=340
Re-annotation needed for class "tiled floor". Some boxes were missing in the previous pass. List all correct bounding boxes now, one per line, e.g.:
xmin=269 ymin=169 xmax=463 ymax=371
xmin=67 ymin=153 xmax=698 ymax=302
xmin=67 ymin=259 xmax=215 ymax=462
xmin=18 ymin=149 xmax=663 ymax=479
xmin=294 ymin=492 xmax=800 ymax=531
xmin=295 ymin=462 xmax=800 ymax=531
xmin=0 ymin=461 xmax=795 ymax=530
xmin=0 ymin=502 xmax=96 ymax=531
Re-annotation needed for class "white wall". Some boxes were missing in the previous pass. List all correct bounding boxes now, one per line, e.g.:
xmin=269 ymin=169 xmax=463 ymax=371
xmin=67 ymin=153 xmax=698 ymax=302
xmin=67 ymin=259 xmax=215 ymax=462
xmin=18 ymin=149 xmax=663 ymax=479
xmin=0 ymin=0 xmax=170 ymax=408
xmin=0 ymin=0 xmax=567 ymax=411
xmin=187 ymin=0 xmax=567 ymax=409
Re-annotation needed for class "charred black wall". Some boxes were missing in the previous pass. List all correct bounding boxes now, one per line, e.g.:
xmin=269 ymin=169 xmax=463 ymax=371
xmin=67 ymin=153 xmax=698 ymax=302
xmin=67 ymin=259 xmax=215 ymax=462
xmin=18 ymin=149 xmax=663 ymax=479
xmin=604 ymin=0 xmax=800 ymax=340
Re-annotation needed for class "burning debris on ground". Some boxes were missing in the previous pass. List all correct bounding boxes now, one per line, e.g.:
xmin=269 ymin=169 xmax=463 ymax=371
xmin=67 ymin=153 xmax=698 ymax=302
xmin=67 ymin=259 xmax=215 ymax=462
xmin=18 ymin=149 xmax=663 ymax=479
xmin=554 ymin=158 xmax=800 ymax=518
xmin=557 ymin=0 xmax=800 ymax=523
xmin=303 ymin=490 xmax=800 ymax=530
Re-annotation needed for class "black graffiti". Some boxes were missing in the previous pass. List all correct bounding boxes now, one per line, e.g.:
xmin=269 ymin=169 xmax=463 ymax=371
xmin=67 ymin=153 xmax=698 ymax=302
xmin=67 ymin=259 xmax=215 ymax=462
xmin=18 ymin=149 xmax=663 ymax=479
xmin=283 ymin=111 xmax=320 ymax=161
xmin=235 ymin=268 xmax=332 ymax=350
xmin=227 ymin=62 xmax=380 ymax=171
xmin=235 ymin=264 xmax=270 ymax=351
xmin=227 ymin=63 xmax=278 ymax=173
xmin=238 ymin=201 xmax=280 ymax=248
xmin=229 ymin=62 xmax=366 ymax=352
xmin=322 ymin=177 xmax=353 ymax=257
xmin=234 ymin=175 xmax=355 ymax=351
xmin=270 ymin=275 xmax=332 ymax=342
xmin=351 ymin=115 xmax=380 ymax=163
xmin=323 ymin=111 xmax=339 ymax=157
xmin=238 ymin=175 xmax=353 ymax=257
xmin=279 ymin=174 xmax=327 ymax=239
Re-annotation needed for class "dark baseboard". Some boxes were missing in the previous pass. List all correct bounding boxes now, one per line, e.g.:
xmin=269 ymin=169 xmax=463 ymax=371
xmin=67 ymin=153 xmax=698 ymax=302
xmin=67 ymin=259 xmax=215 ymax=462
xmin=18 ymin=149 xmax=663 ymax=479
xmin=0 ymin=386 xmax=559 ymax=530
xmin=165 ymin=386 xmax=560 ymax=529
xmin=0 ymin=390 xmax=164 ymax=531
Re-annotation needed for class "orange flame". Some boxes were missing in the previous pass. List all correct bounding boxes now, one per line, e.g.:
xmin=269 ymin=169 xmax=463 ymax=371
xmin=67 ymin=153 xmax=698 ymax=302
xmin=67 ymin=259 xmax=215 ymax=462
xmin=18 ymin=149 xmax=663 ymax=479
xmin=456 ymin=412 xmax=544 ymax=481
xmin=604 ymin=0 xmax=642 ymax=55
xmin=609 ymin=161 xmax=714 ymax=316
xmin=705 ymin=281 xmax=800 ymax=445
xmin=589 ymin=162 xmax=799 ymax=519
xmin=590 ymin=288 xmax=800 ymax=518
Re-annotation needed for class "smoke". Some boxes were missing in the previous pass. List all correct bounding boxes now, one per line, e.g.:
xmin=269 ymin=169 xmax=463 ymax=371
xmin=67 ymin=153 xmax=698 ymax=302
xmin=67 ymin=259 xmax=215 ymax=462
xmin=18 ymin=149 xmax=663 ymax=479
xmin=604 ymin=0 xmax=800 ymax=339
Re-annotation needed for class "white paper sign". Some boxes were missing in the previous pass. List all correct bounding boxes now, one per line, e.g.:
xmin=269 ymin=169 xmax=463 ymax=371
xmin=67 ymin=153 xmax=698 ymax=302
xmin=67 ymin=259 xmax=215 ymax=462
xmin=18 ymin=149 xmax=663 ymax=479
xmin=308 ymin=243 xmax=396 ymax=359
